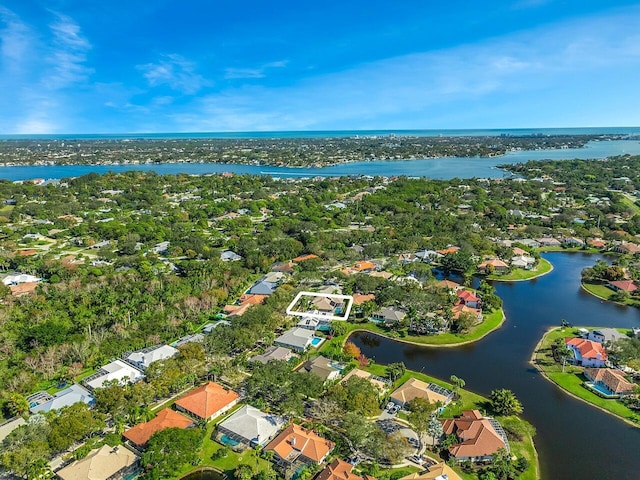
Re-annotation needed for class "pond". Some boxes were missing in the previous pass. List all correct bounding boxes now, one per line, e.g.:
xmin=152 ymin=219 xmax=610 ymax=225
xmin=350 ymin=252 xmax=640 ymax=480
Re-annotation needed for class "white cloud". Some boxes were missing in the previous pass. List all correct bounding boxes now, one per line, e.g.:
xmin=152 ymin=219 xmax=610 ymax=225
xmin=46 ymin=13 xmax=92 ymax=89
xmin=0 ymin=6 xmax=33 ymax=70
xmin=224 ymin=60 xmax=288 ymax=79
xmin=138 ymin=54 xmax=209 ymax=94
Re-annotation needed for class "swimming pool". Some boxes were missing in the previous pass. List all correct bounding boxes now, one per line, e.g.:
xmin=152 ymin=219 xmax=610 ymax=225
xmin=585 ymin=382 xmax=617 ymax=397
xmin=310 ymin=337 xmax=324 ymax=347
xmin=220 ymin=435 xmax=240 ymax=447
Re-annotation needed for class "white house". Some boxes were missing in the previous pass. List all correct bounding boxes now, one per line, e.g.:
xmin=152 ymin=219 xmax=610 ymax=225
xmin=123 ymin=345 xmax=178 ymax=371
xmin=84 ymin=360 xmax=144 ymax=390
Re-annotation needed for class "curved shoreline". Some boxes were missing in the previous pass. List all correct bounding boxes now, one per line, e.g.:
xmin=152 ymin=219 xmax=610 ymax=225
xmin=529 ymin=327 xmax=639 ymax=429
xmin=580 ymin=281 xmax=639 ymax=309
xmin=487 ymin=258 xmax=554 ymax=283
xmin=180 ymin=467 xmax=226 ymax=479
xmin=345 ymin=309 xmax=506 ymax=349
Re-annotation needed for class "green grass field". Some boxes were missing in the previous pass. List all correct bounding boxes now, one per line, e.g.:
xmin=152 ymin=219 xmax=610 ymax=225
xmin=582 ymin=282 xmax=640 ymax=308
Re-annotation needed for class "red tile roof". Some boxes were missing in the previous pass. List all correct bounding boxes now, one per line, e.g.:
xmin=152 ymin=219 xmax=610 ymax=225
xmin=175 ymin=382 xmax=239 ymax=419
xmin=123 ymin=408 xmax=193 ymax=447
xmin=457 ymin=290 xmax=479 ymax=304
xmin=584 ymin=368 xmax=635 ymax=395
xmin=315 ymin=459 xmax=374 ymax=480
xmin=608 ymin=280 xmax=638 ymax=292
xmin=352 ymin=293 xmax=375 ymax=305
xmin=565 ymin=337 xmax=608 ymax=361
xmin=266 ymin=424 xmax=335 ymax=464
xmin=293 ymin=254 xmax=320 ymax=263
xmin=441 ymin=410 xmax=506 ymax=460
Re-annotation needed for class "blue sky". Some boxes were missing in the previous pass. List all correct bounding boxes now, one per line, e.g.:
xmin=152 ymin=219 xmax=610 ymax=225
xmin=1 ymin=1 xmax=640 ymax=133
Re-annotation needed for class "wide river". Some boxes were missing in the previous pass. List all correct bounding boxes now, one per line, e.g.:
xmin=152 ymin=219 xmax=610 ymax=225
xmin=1 ymin=140 xmax=640 ymax=181
xmin=350 ymin=252 xmax=640 ymax=480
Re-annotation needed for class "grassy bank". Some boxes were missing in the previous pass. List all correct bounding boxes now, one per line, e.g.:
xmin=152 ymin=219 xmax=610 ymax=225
xmin=319 ymin=309 xmax=505 ymax=356
xmin=531 ymin=326 xmax=640 ymax=426
xmin=581 ymin=281 xmax=640 ymax=308
xmin=486 ymin=258 xmax=553 ymax=282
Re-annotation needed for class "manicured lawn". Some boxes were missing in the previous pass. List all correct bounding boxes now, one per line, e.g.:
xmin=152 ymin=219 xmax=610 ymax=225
xmin=487 ymin=258 xmax=553 ymax=281
xmin=582 ymin=282 xmax=640 ymax=308
xmin=532 ymin=327 xmax=640 ymax=426
xmin=621 ymin=194 xmax=640 ymax=215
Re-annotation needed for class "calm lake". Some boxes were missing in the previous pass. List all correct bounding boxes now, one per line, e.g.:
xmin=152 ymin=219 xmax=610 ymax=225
xmin=350 ymin=252 xmax=640 ymax=480
xmin=1 ymin=140 xmax=640 ymax=182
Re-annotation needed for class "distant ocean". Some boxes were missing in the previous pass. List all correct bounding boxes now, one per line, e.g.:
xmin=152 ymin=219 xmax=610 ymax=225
xmin=1 ymin=127 xmax=639 ymax=141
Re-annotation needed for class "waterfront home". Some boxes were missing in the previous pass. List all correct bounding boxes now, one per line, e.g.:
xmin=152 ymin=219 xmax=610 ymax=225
xmin=56 ymin=445 xmax=139 ymax=480
xmin=371 ymin=306 xmax=406 ymax=325
xmin=614 ymin=242 xmax=640 ymax=255
xmin=317 ymin=459 xmax=377 ymax=480
xmin=84 ymin=360 xmax=144 ymax=390
xmin=477 ymin=258 xmax=509 ymax=274
xmin=265 ymin=423 xmax=335 ymax=467
xmin=587 ymin=328 xmax=627 ymax=345
xmin=451 ymin=304 xmax=483 ymax=322
xmin=123 ymin=408 xmax=194 ymax=448
xmin=511 ymin=255 xmax=535 ymax=269
xmin=390 ymin=378 xmax=452 ymax=407
xmin=516 ymin=238 xmax=541 ymax=248
xmin=28 ymin=384 xmax=94 ymax=414
xmin=415 ymin=250 xmax=443 ymax=263
xmin=441 ymin=410 xmax=509 ymax=463
xmin=536 ymin=237 xmax=561 ymax=247
xmin=565 ymin=337 xmax=607 ymax=367
xmin=583 ymin=368 xmax=636 ymax=397
xmin=587 ymin=239 xmax=607 ymax=250
xmin=608 ymin=279 xmax=638 ymax=293
xmin=217 ymin=405 xmax=285 ymax=449
xmin=175 ymin=382 xmax=240 ymax=421
xmin=562 ymin=237 xmax=585 ymax=247
xmin=399 ymin=463 xmax=462 ymax=480
xmin=123 ymin=344 xmax=178 ymax=371
xmin=274 ymin=327 xmax=320 ymax=352
xmin=297 ymin=356 xmax=341 ymax=383
xmin=249 ymin=345 xmax=295 ymax=364
xmin=437 ymin=279 xmax=462 ymax=291
xmin=456 ymin=290 xmax=480 ymax=308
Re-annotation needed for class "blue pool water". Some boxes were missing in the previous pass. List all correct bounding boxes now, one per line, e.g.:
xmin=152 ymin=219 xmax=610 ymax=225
xmin=310 ymin=337 xmax=324 ymax=347
xmin=586 ymin=382 xmax=615 ymax=397
xmin=220 ymin=435 xmax=240 ymax=447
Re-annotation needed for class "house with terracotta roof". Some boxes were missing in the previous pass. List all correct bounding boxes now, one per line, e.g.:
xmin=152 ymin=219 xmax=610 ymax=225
xmin=175 ymin=382 xmax=240 ymax=420
xmin=456 ymin=290 xmax=480 ymax=308
xmin=352 ymin=293 xmax=375 ymax=305
xmin=565 ymin=337 xmax=607 ymax=367
xmin=587 ymin=239 xmax=607 ymax=250
xmin=390 ymin=378 xmax=452 ymax=407
xmin=441 ymin=410 xmax=509 ymax=463
xmin=293 ymin=254 xmax=320 ymax=263
xmin=436 ymin=246 xmax=460 ymax=255
xmin=451 ymin=304 xmax=482 ymax=322
xmin=340 ymin=368 xmax=388 ymax=392
xmin=437 ymin=279 xmax=462 ymax=291
xmin=316 ymin=459 xmax=376 ymax=480
xmin=351 ymin=261 xmax=376 ymax=273
xmin=615 ymin=242 xmax=640 ymax=255
xmin=584 ymin=368 xmax=635 ymax=397
xmin=56 ymin=445 xmax=139 ymax=480
xmin=265 ymin=423 xmax=335 ymax=467
xmin=608 ymin=279 xmax=638 ymax=293
xmin=123 ymin=408 xmax=194 ymax=448
xmin=477 ymin=259 xmax=509 ymax=274
xmin=399 ymin=463 xmax=462 ymax=480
